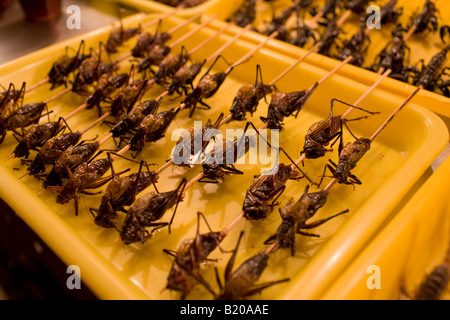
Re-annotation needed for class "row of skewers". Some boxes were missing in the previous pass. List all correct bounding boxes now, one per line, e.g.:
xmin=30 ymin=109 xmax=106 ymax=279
xmin=227 ymin=0 xmax=450 ymax=97
xmin=0 ymin=3 xmax=446 ymax=300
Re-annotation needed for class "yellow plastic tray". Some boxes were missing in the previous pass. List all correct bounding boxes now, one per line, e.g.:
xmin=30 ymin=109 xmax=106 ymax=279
xmin=321 ymin=154 xmax=450 ymax=300
xmin=106 ymin=0 xmax=243 ymax=20
xmin=0 ymin=13 xmax=447 ymax=300
xmin=203 ymin=0 xmax=450 ymax=118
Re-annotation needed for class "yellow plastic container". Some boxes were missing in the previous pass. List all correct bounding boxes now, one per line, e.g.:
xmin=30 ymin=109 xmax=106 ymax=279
xmin=0 ymin=13 xmax=447 ymax=300
xmin=106 ymin=0 xmax=243 ymax=20
xmin=204 ymin=0 xmax=450 ymax=118
xmin=321 ymin=155 xmax=450 ymax=300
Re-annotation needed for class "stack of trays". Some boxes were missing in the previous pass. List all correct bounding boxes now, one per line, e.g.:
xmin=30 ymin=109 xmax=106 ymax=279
xmin=0 ymin=0 xmax=449 ymax=300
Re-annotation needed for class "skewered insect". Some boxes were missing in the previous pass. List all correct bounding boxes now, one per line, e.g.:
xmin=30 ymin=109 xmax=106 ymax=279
xmin=43 ymin=140 xmax=100 ymax=188
xmin=153 ymin=46 xmax=190 ymax=86
xmin=23 ymin=128 xmax=82 ymax=176
xmin=378 ymin=0 xmax=403 ymax=25
xmin=171 ymin=113 xmax=224 ymax=167
xmin=0 ymin=82 xmax=26 ymax=144
xmin=119 ymin=178 xmax=186 ymax=244
xmin=407 ymin=0 xmax=439 ymax=36
xmin=105 ymin=13 xmax=141 ymax=54
xmin=228 ymin=64 xmax=273 ymax=122
xmin=85 ymin=70 xmax=131 ymax=114
xmin=54 ymin=151 xmax=129 ymax=216
xmin=124 ymin=107 xmax=180 ymax=158
xmin=301 ymin=98 xmax=379 ymax=159
xmin=135 ymin=44 xmax=171 ymax=74
xmin=47 ymin=40 xmax=91 ymax=90
xmin=110 ymin=97 xmax=162 ymax=140
xmin=131 ymin=25 xmax=171 ymax=58
xmin=406 ymin=45 xmax=450 ymax=96
xmin=108 ymin=78 xmax=148 ymax=118
xmin=309 ymin=0 xmax=340 ymax=23
xmin=242 ymin=126 xmax=314 ymax=220
xmin=212 ymin=231 xmax=290 ymax=300
xmin=263 ymin=2 xmax=297 ymax=41
xmin=12 ymin=119 xmax=63 ymax=159
xmin=317 ymin=17 xmax=343 ymax=57
xmin=182 ymin=56 xmax=234 ymax=118
xmin=90 ymin=160 xmax=159 ymax=228
xmin=264 ymin=184 xmax=348 ymax=256
xmin=6 ymin=102 xmax=49 ymax=135
xmin=321 ymin=137 xmax=372 ymax=186
xmin=71 ymin=44 xmax=119 ymax=95
xmin=289 ymin=8 xmax=318 ymax=48
xmin=200 ymin=134 xmax=250 ymax=184
xmin=336 ymin=17 xmax=370 ymax=67
xmin=260 ymin=82 xmax=318 ymax=130
xmin=227 ymin=0 xmax=257 ymax=28
xmin=166 ymin=59 xmax=206 ymax=97
xmin=162 ymin=211 xmax=226 ymax=300
xmin=371 ymin=24 xmax=410 ymax=81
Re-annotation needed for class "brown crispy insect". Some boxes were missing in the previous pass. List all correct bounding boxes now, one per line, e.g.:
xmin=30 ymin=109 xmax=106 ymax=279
xmin=166 ymin=59 xmax=206 ymax=96
xmin=401 ymin=263 xmax=450 ymax=300
xmin=110 ymin=97 xmax=162 ymax=140
xmin=336 ymin=17 xmax=370 ymax=67
xmin=301 ymin=98 xmax=378 ymax=159
xmin=0 ymin=82 xmax=26 ymax=144
xmin=54 ymin=151 xmax=128 ymax=216
xmin=12 ymin=119 xmax=63 ymax=159
xmin=47 ymin=40 xmax=91 ymax=90
xmin=43 ymin=141 xmax=100 ymax=188
xmin=105 ymin=14 xmax=141 ymax=54
xmin=228 ymin=64 xmax=273 ymax=122
xmin=200 ymin=135 xmax=250 ymax=184
xmin=407 ymin=45 xmax=450 ymax=96
xmin=181 ymin=55 xmax=233 ymax=118
xmin=162 ymin=211 xmax=226 ymax=299
xmin=124 ymin=107 xmax=180 ymax=158
xmin=264 ymin=184 xmax=348 ymax=256
xmin=316 ymin=17 xmax=343 ymax=57
xmin=131 ymin=27 xmax=171 ymax=58
xmin=407 ymin=0 xmax=438 ymax=36
xmin=153 ymin=46 xmax=190 ymax=86
xmin=119 ymin=178 xmax=186 ymax=244
xmin=371 ymin=24 xmax=410 ymax=81
xmin=6 ymin=102 xmax=49 ymax=133
xmin=109 ymin=78 xmax=148 ymax=118
xmin=260 ymin=82 xmax=318 ymax=130
xmin=90 ymin=160 xmax=159 ymax=228
xmin=227 ymin=0 xmax=257 ymax=28
xmin=322 ymin=137 xmax=372 ymax=186
xmin=135 ymin=44 xmax=171 ymax=74
xmin=23 ymin=129 xmax=82 ymax=176
xmin=85 ymin=71 xmax=131 ymax=114
xmin=212 ymin=231 xmax=290 ymax=300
